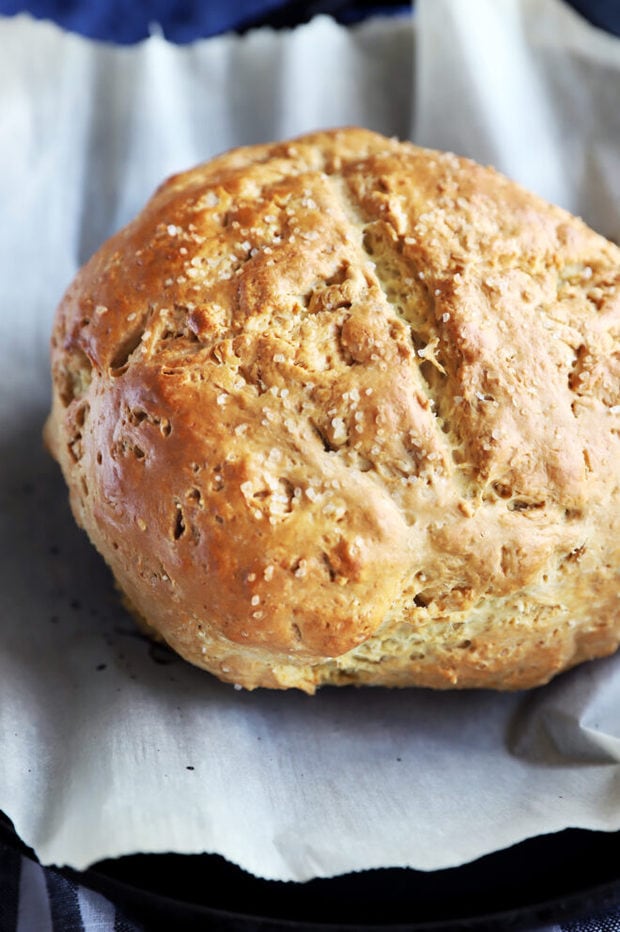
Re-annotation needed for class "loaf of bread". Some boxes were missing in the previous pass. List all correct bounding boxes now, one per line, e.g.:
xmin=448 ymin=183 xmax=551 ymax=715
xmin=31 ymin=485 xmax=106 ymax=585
xmin=45 ymin=128 xmax=620 ymax=692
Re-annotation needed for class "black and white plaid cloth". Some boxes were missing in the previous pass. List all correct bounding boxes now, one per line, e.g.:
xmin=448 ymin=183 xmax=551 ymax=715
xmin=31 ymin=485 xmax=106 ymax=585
xmin=1 ymin=843 xmax=141 ymax=932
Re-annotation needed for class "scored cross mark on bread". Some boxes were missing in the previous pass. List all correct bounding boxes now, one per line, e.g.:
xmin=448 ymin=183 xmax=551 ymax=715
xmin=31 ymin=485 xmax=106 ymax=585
xmin=45 ymin=128 xmax=620 ymax=692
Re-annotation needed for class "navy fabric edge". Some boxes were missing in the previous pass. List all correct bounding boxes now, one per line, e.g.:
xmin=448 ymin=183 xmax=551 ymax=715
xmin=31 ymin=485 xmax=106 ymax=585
xmin=0 ymin=0 xmax=412 ymax=44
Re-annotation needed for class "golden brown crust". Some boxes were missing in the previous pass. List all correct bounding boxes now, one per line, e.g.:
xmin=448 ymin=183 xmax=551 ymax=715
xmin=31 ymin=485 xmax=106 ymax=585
xmin=45 ymin=128 xmax=620 ymax=692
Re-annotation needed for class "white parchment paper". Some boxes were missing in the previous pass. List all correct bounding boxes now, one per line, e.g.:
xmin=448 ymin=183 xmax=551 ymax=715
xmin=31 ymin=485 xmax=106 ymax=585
xmin=0 ymin=0 xmax=619 ymax=881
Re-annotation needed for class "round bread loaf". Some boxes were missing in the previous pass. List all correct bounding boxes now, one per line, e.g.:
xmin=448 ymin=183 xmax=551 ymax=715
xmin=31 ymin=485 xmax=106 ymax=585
xmin=45 ymin=128 xmax=620 ymax=692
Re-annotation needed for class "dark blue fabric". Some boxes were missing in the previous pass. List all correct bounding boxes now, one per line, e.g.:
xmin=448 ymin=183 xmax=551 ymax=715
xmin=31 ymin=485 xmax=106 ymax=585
xmin=0 ymin=0 xmax=409 ymax=42
xmin=0 ymin=0 xmax=279 ymax=41
xmin=567 ymin=0 xmax=620 ymax=36
xmin=0 ymin=0 xmax=619 ymax=43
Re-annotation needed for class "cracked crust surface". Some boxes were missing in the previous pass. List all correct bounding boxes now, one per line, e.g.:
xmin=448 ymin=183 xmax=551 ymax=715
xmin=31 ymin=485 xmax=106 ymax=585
xmin=45 ymin=128 xmax=620 ymax=692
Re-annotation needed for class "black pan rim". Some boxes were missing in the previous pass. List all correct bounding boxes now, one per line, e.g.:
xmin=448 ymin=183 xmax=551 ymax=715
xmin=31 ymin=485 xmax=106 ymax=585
xmin=3 ymin=814 xmax=620 ymax=931
xmin=74 ymin=859 xmax=620 ymax=932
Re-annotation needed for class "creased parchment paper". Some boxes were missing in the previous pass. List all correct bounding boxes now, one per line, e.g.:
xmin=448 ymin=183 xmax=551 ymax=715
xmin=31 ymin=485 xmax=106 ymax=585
xmin=0 ymin=0 xmax=619 ymax=881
